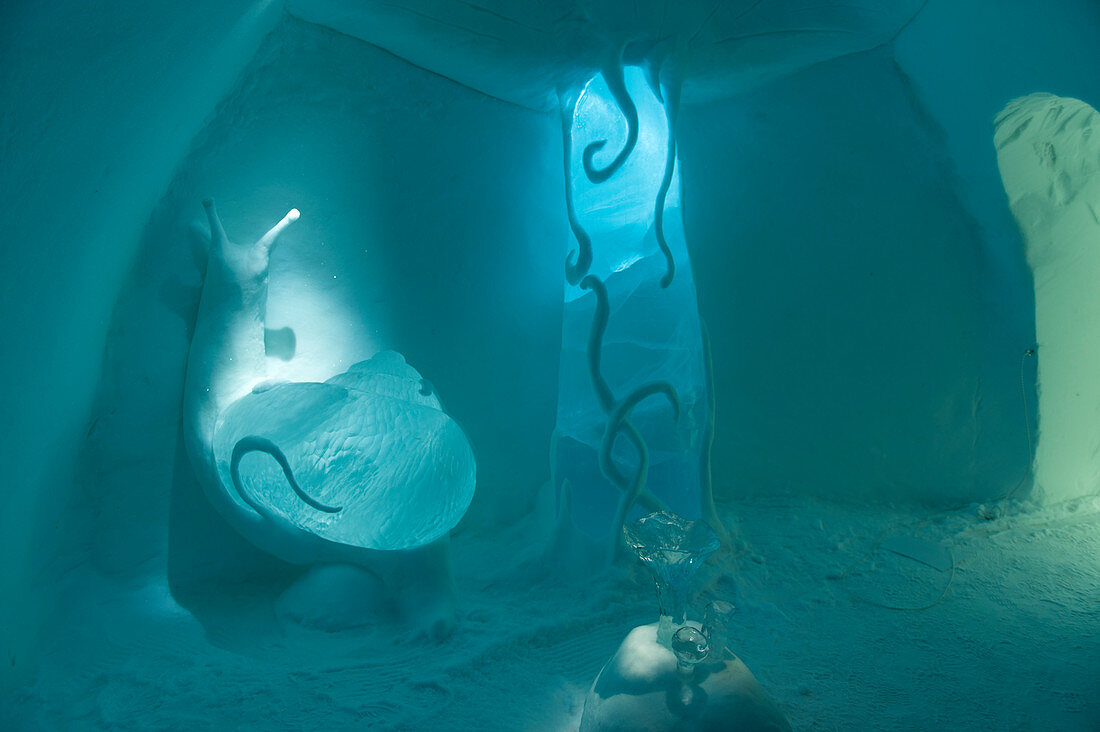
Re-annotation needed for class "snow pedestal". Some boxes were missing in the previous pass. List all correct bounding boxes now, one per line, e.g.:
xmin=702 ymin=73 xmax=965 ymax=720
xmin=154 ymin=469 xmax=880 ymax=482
xmin=580 ymin=624 xmax=791 ymax=732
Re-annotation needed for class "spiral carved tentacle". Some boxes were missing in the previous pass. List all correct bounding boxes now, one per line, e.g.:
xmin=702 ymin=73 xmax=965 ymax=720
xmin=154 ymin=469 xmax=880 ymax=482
xmin=561 ymin=91 xmax=594 ymax=285
xmin=582 ymin=271 xmax=680 ymax=537
xmin=606 ymin=382 xmax=680 ymax=543
xmin=580 ymin=273 xmax=630 ymax=488
xmin=580 ymin=275 xmax=616 ymax=413
xmin=598 ymin=381 xmax=680 ymax=500
xmin=230 ymin=436 xmax=342 ymax=515
xmin=567 ymin=59 xmax=695 ymax=556
xmin=582 ymin=56 xmax=639 ymax=184
xmin=653 ymin=71 xmax=681 ymax=289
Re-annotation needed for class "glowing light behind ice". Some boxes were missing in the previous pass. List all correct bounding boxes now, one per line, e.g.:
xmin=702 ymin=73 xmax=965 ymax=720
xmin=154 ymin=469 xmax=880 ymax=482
xmin=566 ymin=67 xmax=683 ymax=301
xmin=183 ymin=200 xmax=475 ymax=560
xmin=554 ymin=68 xmax=710 ymax=541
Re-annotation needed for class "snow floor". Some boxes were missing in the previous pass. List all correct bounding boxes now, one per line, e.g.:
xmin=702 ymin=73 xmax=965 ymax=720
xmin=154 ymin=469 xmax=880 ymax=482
xmin=7 ymin=492 xmax=1100 ymax=730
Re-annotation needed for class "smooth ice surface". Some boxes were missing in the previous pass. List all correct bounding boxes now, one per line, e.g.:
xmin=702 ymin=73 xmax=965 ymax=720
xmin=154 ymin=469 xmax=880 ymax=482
xmin=0 ymin=0 xmax=284 ymax=682
xmin=216 ymin=352 xmax=475 ymax=550
xmin=670 ymin=625 xmax=709 ymax=669
xmin=996 ymin=93 xmax=1100 ymax=503
xmin=556 ymin=68 xmax=709 ymax=538
xmin=682 ymin=46 xmax=1028 ymax=504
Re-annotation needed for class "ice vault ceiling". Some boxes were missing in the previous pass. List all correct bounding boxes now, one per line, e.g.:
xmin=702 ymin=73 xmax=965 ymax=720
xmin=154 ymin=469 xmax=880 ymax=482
xmin=286 ymin=0 xmax=926 ymax=109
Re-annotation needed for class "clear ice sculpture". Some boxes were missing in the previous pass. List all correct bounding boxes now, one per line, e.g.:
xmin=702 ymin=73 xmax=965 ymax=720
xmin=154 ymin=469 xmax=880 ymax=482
xmin=703 ymin=600 xmax=735 ymax=659
xmin=671 ymin=625 xmax=709 ymax=678
xmin=182 ymin=199 xmax=474 ymax=627
xmin=553 ymin=66 xmax=720 ymax=556
xmin=624 ymin=510 xmax=720 ymax=647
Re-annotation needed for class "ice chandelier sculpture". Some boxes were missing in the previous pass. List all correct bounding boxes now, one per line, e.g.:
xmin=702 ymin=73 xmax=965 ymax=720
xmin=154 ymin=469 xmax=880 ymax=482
xmin=553 ymin=53 xmax=722 ymax=561
xmin=182 ymin=199 xmax=475 ymax=629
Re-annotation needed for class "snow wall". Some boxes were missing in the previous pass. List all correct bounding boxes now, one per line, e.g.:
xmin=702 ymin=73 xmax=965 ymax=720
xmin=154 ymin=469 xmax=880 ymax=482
xmin=3 ymin=0 xmax=1100 ymax=686
xmin=0 ymin=0 xmax=286 ymax=686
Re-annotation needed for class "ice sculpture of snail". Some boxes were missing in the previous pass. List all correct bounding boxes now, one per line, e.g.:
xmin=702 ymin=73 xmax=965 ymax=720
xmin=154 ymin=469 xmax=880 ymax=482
xmin=182 ymin=198 xmax=475 ymax=635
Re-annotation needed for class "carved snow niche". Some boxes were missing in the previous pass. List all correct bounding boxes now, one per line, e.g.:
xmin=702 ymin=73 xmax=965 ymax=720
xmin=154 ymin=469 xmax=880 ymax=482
xmin=181 ymin=202 xmax=474 ymax=635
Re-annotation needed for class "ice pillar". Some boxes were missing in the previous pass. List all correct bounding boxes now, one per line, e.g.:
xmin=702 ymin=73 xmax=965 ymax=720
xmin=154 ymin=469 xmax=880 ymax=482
xmin=553 ymin=66 xmax=712 ymax=545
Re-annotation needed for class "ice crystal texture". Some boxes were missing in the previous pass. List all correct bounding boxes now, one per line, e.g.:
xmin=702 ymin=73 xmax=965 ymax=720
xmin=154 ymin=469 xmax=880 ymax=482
xmin=624 ymin=511 xmax=720 ymax=646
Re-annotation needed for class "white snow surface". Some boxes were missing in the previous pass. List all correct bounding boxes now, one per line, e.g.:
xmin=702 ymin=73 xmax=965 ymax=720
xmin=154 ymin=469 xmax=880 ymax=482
xmin=579 ymin=623 xmax=791 ymax=731
xmin=996 ymin=93 xmax=1100 ymax=504
xmin=7 ymin=492 xmax=1100 ymax=729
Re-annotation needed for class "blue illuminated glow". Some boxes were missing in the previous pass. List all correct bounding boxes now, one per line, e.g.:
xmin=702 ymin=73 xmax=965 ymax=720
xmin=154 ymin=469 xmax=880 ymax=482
xmin=566 ymin=67 xmax=682 ymax=292
xmin=554 ymin=67 xmax=711 ymax=542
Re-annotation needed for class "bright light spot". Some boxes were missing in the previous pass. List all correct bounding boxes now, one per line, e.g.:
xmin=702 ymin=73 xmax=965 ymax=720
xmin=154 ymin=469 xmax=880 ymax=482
xmin=563 ymin=66 xmax=684 ymax=300
xmin=614 ymin=253 xmax=643 ymax=273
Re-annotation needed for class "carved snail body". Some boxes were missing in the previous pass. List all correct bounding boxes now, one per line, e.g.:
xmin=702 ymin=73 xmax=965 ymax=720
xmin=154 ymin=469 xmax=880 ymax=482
xmin=182 ymin=200 xmax=475 ymax=571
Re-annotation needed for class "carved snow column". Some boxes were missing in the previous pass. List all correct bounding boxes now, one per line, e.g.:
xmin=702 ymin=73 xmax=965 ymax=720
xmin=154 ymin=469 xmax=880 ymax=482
xmin=996 ymin=93 xmax=1100 ymax=503
xmin=553 ymin=61 xmax=720 ymax=561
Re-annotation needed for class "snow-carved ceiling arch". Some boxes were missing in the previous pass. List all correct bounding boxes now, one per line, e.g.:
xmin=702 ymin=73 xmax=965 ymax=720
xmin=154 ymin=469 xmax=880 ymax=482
xmin=287 ymin=0 xmax=926 ymax=109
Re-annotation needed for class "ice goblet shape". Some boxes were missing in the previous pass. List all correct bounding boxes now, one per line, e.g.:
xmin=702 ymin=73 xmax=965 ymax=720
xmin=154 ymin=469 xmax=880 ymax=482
xmin=672 ymin=625 xmax=710 ymax=679
xmin=703 ymin=600 xmax=735 ymax=659
xmin=623 ymin=511 xmax=721 ymax=648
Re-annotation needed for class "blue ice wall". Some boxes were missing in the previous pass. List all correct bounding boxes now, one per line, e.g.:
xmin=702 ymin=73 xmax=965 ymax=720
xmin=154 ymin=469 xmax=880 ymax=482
xmin=554 ymin=69 xmax=708 ymax=539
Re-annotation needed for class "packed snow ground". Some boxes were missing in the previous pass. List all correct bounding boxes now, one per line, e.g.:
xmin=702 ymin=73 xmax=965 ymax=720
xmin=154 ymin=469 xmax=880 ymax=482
xmin=7 ymin=492 xmax=1100 ymax=730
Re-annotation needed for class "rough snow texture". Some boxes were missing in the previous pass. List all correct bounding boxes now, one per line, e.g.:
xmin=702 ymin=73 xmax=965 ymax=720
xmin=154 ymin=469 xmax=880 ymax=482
xmin=0 ymin=0 xmax=283 ymax=684
xmin=579 ymin=623 xmax=791 ymax=731
xmin=995 ymin=93 xmax=1100 ymax=503
xmin=286 ymin=0 xmax=924 ymax=110
xmin=7 ymin=494 xmax=1100 ymax=729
